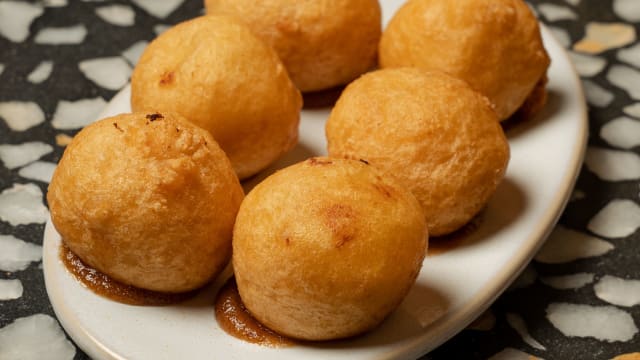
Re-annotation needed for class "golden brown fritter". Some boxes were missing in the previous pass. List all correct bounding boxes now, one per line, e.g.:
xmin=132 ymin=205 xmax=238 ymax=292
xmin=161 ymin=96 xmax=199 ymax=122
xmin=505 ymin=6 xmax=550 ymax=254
xmin=326 ymin=68 xmax=510 ymax=236
xmin=48 ymin=111 xmax=244 ymax=293
xmin=379 ymin=0 xmax=550 ymax=121
xmin=131 ymin=15 xmax=302 ymax=179
xmin=233 ymin=157 xmax=427 ymax=340
xmin=205 ymin=0 xmax=381 ymax=92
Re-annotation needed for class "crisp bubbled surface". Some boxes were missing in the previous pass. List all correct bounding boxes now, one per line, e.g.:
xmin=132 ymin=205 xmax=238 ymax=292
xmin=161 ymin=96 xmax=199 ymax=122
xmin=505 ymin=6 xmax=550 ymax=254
xmin=47 ymin=111 xmax=244 ymax=293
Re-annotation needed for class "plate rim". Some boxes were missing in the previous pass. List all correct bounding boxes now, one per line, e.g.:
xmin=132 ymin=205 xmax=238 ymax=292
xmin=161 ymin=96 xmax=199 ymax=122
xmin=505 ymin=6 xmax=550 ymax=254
xmin=43 ymin=22 xmax=588 ymax=360
xmin=379 ymin=27 xmax=589 ymax=359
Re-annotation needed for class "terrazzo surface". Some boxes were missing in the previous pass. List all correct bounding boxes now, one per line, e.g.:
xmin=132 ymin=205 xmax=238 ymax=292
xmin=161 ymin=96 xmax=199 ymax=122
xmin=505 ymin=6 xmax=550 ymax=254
xmin=0 ymin=0 xmax=639 ymax=359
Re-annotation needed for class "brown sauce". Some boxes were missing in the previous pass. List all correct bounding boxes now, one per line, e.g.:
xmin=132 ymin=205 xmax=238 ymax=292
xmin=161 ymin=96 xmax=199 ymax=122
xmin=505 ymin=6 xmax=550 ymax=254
xmin=215 ymin=277 xmax=295 ymax=347
xmin=60 ymin=243 xmax=195 ymax=306
xmin=428 ymin=213 xmax=483 ymax=256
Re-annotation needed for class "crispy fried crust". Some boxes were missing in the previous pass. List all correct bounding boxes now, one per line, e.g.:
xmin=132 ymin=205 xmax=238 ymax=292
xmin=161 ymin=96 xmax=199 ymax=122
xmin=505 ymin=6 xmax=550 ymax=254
xmin=379 ymin=0 xmax=550 ymax=120
xmin=205 ymin=0 xmax=382 ymax=92
xmin=131 ymin=15 xmax=302 ymax=179
xmin=326 ymin=68 xmax=510 ymax=236
xmin=233 ymin=157 xmax=427 ymax=340
xmin=47 ymin=112 xmax=244 ymax=293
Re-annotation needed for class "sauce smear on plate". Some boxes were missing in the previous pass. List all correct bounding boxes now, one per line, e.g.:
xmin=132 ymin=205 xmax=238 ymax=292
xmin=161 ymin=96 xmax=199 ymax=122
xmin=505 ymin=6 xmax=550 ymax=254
xmin=215 ymin=277 xmax=294 ymax=347
xmin=60 ymin=243 xmax=195 ymax=305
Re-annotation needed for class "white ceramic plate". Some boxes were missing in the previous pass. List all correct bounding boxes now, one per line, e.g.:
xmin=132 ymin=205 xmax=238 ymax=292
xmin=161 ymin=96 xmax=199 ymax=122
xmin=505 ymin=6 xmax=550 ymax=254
xmin=43 ymin=2 xmax=588 ymax=359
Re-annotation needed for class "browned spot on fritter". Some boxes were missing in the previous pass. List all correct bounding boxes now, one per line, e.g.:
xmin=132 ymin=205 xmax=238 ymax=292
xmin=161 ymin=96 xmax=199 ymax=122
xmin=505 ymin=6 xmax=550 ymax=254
xmin=284 ymin=237 xmax=291 ymax=246
xmin=112 ymin=122 xmax=123 ymax=132
xmin=146 ymin=113 xmax=164 ymax=122
xmin=275 ymin=19 xmax=300 ymax=33
xmin=359 ymin=159 xmax=370 ymax=165
xmin=323 ymin=204 xmax=356 ymax=248
xmin=308 ymin=157 xmax=333 ymax=166
xmin=373 ymin=183 xmax=394 ymax=199
xmin=159 ymin=71 xmax=175 ymax=85
xmin=334 ymin=233 xmax=354 ymax=248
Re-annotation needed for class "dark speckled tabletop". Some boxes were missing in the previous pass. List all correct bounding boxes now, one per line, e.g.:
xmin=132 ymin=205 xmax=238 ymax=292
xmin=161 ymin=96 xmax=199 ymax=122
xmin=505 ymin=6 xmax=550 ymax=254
xmin=0 ymin=0 xmax=639 ymax=359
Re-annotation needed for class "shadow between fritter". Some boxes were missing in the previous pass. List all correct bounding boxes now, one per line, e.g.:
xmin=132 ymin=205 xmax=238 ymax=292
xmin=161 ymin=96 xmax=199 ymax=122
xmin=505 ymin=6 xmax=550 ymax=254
xmin=429 ymin=177 xmax=528 ymax=255
xmin=502 ymin=88 xmax=565 ymax=138
xmin=302 ymin=85 xmax=347 ymax=109
xmin=241 ymin=142 xmax=316 ymax=194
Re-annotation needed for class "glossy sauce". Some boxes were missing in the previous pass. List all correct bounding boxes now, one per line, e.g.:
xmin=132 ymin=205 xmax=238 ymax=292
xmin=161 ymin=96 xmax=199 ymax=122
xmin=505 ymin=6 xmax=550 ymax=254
xmin=428 ymin=213 xmax=483 ymax=256
xmin=60 ymin=243 xmax=195 ymax=306
xmin=215 ymin=277 xmax=294 ymax=347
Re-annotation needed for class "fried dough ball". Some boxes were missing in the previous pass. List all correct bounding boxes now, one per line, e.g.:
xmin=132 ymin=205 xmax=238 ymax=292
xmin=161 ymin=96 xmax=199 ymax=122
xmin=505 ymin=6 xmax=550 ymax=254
xmin=509 ymin=75 xmax=548 ymax=123
xmin=326 ymin=68 xmax=510 ymax=236
xmin=47 ymin=112 xmax=244 ymax=293
xmin=233 ymin=157 xmax=427 ymax=341
xmin=205 ymin=0 xmax=381 ymax=93
xmin=131 ymin=15 xmax=302 ymax=179
xmin=379 ymin=0 xmax=550 ymax=121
